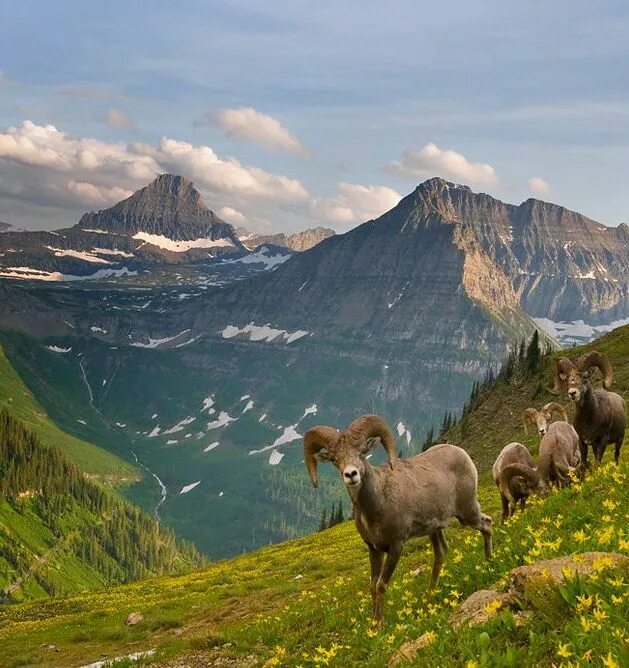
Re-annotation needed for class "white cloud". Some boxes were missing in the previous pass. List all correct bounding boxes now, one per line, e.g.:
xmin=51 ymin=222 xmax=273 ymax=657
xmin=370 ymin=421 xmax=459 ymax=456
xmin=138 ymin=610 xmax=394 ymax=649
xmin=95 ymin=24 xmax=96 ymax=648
xmin=528 ymin=176 xmax=551 ymax=196
xmin=218 ymin=206 xmax=247 ymax=225
xmin=104 ymin=108 xmax=135 ymax=130
xmin=67 ymin=181 xmax=133 ymax=206
xmin=0 ymin=121 xmax=310 ymax=216
xmin=210 ymin=107 xmax=307 ymax=155
xmin=312 ymin=182 xmax=401 ymax=226
xmin=384 ymin=142 xmax=499 ymax=187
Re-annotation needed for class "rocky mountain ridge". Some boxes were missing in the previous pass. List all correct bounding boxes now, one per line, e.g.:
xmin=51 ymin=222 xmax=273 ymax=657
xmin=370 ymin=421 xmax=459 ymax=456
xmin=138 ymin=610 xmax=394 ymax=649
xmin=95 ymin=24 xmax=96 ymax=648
xmin=239 ymin=226 xmax=335 ymax=252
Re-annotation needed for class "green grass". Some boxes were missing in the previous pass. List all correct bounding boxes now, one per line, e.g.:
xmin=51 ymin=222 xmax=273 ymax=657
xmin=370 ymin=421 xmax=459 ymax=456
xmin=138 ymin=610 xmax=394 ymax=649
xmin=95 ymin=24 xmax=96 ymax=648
xmin=0 ymin=344 xmax=138 ymax=482
xmin=1 ymin=326 xmax=629 ymax=667
xmin=0 ymin=458 xmax=626 ymax=667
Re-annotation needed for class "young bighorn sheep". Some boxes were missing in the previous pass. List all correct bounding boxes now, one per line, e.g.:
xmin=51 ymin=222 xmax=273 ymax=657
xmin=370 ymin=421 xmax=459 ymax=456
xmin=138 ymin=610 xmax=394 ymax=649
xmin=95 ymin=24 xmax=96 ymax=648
xmin=550 ymin=351 xmax=626 ymax=466
xmin=536 ymin=420 xmax=581 ymax=488
xmin=304 ymin=415 xmax=492 ymax=624
xmin=519 ymin=400 xmax=580 ymax=488
xmin=522 ymin=402 xmax=569 ymax=438
xmin=492 ymin=443 xmax=543 ymax=521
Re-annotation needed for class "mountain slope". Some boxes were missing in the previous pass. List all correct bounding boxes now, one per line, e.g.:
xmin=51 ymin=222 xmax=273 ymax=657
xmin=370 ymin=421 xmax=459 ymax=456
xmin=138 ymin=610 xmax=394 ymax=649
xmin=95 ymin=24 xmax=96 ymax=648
xmin=0 ymin=175 xmax=243 ymax=280
xmin=1 ymin=325 xmax=627 ymax=667
xmin=0 ymin=342 xmax=136 ymax=481
xmin=0 ymin=411 xmax=205 ymax=604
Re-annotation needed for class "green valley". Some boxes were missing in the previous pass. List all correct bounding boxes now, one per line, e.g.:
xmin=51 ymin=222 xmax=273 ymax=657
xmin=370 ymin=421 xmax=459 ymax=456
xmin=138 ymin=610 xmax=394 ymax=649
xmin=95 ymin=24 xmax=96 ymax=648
xmin=1 ymin=327 xmax=627 ymax=666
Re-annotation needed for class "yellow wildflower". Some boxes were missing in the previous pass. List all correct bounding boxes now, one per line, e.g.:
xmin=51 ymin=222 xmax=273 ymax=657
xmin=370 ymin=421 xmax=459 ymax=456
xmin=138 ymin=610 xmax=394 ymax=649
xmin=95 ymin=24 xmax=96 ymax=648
xmin=557 ymin=642 xmax=572 ymax=658
xmin=601 ymin=653 xmax=619 ymax=668
xmin=602 ymin=498 xmax=618 ymax=511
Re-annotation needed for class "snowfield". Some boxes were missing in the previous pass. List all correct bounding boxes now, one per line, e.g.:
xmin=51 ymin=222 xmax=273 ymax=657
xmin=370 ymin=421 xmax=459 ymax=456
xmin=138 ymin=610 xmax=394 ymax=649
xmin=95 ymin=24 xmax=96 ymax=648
xmin=179 ymin=481 xmax=201 ymax=495
xmin=0 ymin=266 xmax=138 ymax=281
xmin=45 ymin=345 xmax=72 ymax=353
xmin=220 ymin=322 xmax=309 ymax=344
xmin=133 ymin=231 xmax=235 ymax=253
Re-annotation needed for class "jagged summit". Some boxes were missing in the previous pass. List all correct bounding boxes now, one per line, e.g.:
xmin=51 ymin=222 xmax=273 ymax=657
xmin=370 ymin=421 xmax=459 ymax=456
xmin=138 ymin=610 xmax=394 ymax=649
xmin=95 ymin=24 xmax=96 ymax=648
xmin=78 ymin=173 xmax=237 ymax=242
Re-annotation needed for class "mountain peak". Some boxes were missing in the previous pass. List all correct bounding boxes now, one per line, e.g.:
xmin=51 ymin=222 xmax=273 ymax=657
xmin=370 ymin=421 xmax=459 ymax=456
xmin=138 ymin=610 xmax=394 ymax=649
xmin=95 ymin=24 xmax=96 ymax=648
xmin=77 ymin=174 xmax=238 ymax=242
xmin=415 ymin=177 xmax=472 ymax=194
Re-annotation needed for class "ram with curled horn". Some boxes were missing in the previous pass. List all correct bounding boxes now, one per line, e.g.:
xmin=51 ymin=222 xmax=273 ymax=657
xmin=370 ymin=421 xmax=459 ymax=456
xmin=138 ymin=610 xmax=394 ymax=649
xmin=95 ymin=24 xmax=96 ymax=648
xmin=492 ymin=443 xmax=547 ymax=522
xmin=549 ymin=350 xmax=626 ymax=466
xmin=304 ymin=414 xmax=492 ymax=624
xmin=522 ymin=402 xmax=569 ymax=438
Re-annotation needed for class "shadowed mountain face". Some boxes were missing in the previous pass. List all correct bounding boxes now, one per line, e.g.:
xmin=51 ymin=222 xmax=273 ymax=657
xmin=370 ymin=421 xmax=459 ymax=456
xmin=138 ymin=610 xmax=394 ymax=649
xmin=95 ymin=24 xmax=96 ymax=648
xmin=0 ymin=175 xmax=243 ymax=279
xmin=0 ymin=177 xmax=627 ymax=558
xmin=77 ymin=174 xmax=237 ymax=242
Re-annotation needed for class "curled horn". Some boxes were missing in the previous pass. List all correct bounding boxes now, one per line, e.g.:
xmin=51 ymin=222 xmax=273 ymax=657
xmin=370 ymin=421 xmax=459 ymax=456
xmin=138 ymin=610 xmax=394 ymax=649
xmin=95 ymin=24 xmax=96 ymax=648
xmin=522 ymin=408 xmax=539 ymax=435
xmin=347 ymin=414 xmax=397 ymax=470
xmin=542 ymin=402 xmax=568 ymax=423
xmin=303 ymin=426 xmax=339 ymax=488
xmin=549 ymin=357 xmax=575 ymax=395
xmin=576 ymin=351 xmax=613 ymax=389
xmin=499 ymin=463 xmax=540 ymax=493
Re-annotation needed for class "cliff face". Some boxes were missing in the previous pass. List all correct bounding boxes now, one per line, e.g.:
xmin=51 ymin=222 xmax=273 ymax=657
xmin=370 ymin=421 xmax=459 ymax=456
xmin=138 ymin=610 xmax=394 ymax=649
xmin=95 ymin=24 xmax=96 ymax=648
xmin=78 ymin=174 xmax=237 ymax=242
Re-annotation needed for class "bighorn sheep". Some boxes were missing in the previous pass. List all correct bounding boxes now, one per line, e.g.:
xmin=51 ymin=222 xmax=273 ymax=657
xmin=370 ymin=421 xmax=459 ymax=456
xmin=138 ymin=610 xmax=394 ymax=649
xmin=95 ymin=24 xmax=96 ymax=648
xmin=521 ymin=401 xmax=581 ymax=488
xmin=522 ymin=402 xmax=569 ymax=438
xmin=550 ymin=351 xmax=626 ymax=466
xmin=304 ymin=415 xmax=492 ymax=624
xmin=492 ymin=443 xmax=543 ymax=522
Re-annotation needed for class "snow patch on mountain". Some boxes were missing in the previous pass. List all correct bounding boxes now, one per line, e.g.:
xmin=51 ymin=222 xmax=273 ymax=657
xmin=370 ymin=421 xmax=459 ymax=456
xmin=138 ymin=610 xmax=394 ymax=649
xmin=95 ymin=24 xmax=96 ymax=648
xmin=44 ymin=246 xmax=112 ymax=264
xmin=221 ymin=322 xmax=309 ymax=344
xmin=269 ymin=449 xmax=284 ymax=465
xmin=0 ymin=266 xmax=138 ymax=281
xmin=207 ymin=411 xmax=236 ymax=430
xmin=222 ymin=246 xmax=290 ymax=270
xmin=179 ymin=481 xmax=201 ymax=495
xmin=204 ymin=442 xmax=220 ymax=453
xmin=163 ymin=416 xmax=196 ymax=435
xmin=46 ymin=345 xmax=72 ymax=353
xmin=131 ymin=329 xmax=191 ymax=349
xmin=534 ymin=316 xmax=629 ymax=345
xmin=133 ymin=231 xmax=235 ymax=253
xmin=301 ymin=404 xmax=318 ymax=420
xmin=249 ymin=424 xmax=302 ymax=455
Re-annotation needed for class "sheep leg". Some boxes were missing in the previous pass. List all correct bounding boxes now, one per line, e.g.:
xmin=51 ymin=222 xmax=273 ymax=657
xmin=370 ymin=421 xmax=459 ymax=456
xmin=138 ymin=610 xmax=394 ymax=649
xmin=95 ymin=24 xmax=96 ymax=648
xmin=372 ymin=542 xmax=402 ymax=624
xmin=500 ymin=493 xmax=510 ymax=523
xmin=458 ymin=507 xmax=492 ymax=560
xmin=428 ymin=531 xmax=446 ymax=590
xmin=614 ymin=440 xmax=622 ymax=465
xmin=594 ymin=440 xmax=606 ymax=465
xmin=367 ymin=545 xmax=384 ymax=619
xmin=578 ymin=438 xmax=589 ymax=475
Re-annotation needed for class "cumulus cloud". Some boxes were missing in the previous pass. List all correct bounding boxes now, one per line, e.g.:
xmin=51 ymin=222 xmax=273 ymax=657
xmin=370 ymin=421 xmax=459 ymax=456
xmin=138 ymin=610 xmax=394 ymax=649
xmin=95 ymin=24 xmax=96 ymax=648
xmin=206 ymin=106 xmax=307 ymax=155
xmin=528 ymin=176 xmax=551 ymax=195
xmin=67 ymin=181 xmax=133 ymax=206
xmin=0 ymin=120 xmax=397 ymax=232
xmin=218 ymin=206 xmax=247 ymax=225
xmin=384 ymin=142 xmax=499 ymax=188
xmin=312 ymin=182 xmax=401 ymax=226
xmin=104 ymin=108 xmax=135 ymax=130
xmin=0 ymin=121 xmax=309 ymax=213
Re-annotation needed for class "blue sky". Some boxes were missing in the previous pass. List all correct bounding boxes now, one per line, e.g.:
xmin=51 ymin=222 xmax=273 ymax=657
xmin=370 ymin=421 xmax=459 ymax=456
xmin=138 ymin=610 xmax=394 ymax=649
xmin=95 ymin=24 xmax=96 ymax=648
xmin=1 ymin=0 xmax=628 ymax=231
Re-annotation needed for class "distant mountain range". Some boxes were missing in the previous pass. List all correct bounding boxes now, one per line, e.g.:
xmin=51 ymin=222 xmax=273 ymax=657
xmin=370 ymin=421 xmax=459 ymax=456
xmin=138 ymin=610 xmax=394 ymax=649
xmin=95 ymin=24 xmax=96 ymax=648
xmin=0 ymin=176 xmax=628 ymax=558
xmin=238 ymin=226 xmax=335 ymax=252
xmin=0 ymin=174 xmax=329 ymax=282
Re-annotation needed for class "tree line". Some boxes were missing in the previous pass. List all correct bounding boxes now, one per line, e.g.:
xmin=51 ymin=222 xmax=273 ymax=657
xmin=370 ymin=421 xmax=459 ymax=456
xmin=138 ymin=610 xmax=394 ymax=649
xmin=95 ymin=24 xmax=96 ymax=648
xmin=0 ymin=410 xmax=205 ymax=598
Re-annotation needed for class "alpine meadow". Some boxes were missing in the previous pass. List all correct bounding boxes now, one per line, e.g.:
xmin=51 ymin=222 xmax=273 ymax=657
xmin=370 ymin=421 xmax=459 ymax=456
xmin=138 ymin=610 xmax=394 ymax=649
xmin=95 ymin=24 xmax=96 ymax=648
xmin=1 ymin=3 xmax=629 ymax=667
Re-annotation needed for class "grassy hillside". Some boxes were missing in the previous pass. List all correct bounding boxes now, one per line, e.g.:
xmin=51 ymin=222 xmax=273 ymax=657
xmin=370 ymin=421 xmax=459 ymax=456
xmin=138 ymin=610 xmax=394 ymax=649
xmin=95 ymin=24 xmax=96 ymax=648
xmin=0 ymin=344 xmax=137 ymax=483
xmin=0 ymin=327 xmax=628 ymax=667
xmin=0 ymin=412 xmax=206 ymax=605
